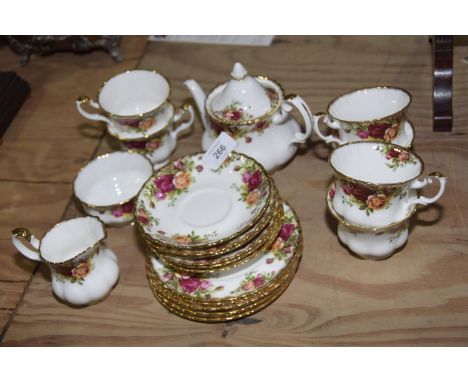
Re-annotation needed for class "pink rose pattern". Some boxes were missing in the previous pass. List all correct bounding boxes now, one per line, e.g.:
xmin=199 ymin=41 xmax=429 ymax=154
xmin=352 ymin=117 xmax=401 ymax=143
xmin=339 ymin=180 xmax=401 ymax=216
xmin=161 ymin=268 xmax=224 ymax=299
xmin=210 ymin=88 xmax=279 ymax=142
xmin=265 ymin=208 xmax=300 ymax=263
xmin=233 ymin=164 xmax=267 ymax=211
xmin=233 ymin=271 xmax=276 ymax=294
xmin=54 ymin=252 xmax=95 ymax=285
xmin=111 ymin=201 xmax=134 ymax=218
xmin=138 ymin=153 xmax=269 ymax=245
xmin=381 ymin=144 xmax=418 ymax=170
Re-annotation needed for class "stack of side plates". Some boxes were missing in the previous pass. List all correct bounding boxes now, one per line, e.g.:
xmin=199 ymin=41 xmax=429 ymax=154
xmin=135 ymin=152 xmax=302 ymax=322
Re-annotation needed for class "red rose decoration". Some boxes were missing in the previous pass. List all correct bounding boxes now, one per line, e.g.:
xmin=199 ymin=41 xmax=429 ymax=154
xmin=121 ymin=201 xmax=134 ymax=214
xmin=179 ymin=277 xmax=203 ymax=294
xmin=154 ymin=174 xmax=175 ymax=193
xmin=350 ymin=183 xmax=374 ymax=202
xmin=242 ymin=170 xmax=263 ymax=192
xmin=367 ymin=123 xmax=390 ymax=139
xmin=125 ymin=140 xmax=147 ymax=150
xmin=279 ymin=223 xmax=295 ymax=241
xmin=253 ymin=274 xmax=265 ymax=288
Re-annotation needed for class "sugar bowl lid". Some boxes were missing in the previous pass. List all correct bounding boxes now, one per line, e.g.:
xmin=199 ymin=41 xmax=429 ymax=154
xmin=208 ymin=62 xmax=278 ymax=123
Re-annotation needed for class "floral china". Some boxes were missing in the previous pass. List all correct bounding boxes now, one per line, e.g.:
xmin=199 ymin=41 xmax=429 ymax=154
xmin=150 ymin=195 xmax=284 ymax=274
xmin=148 ymin=259 xmax=299 ymax=321
xmin=313 ymin=86 xmax=412 ymax=146
xmin=135 ymin=152 xmax=271 ymax=248
xmin=111 ymin=104 xmax=195 ymax=169
xmin=329 ymin=141 xmax=447 ymax=227
xmin=76 ymin=69 xmax=171 ymax=134
xmin=149 ymin=202 xmax=301 ymax=300
xmin=74 ymin=152 xmax=153 ymax=225
xmin=327 ymin=182 xmax=410 ymax=259
xmin=143 ymin=181 xmax=281 ymax=258
xmin=11 ymin=217 xmax=119 ymax=305
xmin=149 ymin=258 xmax=299 ymax=320
xmin=185 ymin=62 xmax=314 ymax=172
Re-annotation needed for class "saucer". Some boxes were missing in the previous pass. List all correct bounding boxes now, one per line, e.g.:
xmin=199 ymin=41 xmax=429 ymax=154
xmin=143 ymin=183 xmax=280 ymax=258
xmin=393 ymin=119 xmax=415 ymax=148
xmin=149 ymin=201 xmax=301 ymax=300
xmin=107 ymin=103 xmax=174 ymax=141
xmin=135 ymin=152 xmax=272 ymax=248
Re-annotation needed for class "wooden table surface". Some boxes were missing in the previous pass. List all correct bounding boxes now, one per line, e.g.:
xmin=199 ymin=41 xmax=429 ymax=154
xmin=1 ymin=36 xmax=468 ymax=346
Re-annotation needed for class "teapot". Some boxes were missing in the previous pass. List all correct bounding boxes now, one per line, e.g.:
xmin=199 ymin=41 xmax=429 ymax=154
xmin=185 ymin=62 xmax=314 ymax=172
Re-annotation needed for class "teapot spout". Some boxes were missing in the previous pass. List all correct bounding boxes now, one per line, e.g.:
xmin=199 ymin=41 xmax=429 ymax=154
xmin=184 ymin=79 xmax=210 ymax=131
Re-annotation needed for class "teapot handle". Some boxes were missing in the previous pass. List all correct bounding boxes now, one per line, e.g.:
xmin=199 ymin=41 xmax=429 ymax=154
xmin=76 ymin=96 xmax=113 ymax=125
xmin=171 ymin=104 xmax=195 ymax=139
xmin=285 ymin=94 xmax=314 ymax=144
xmin=312 ymin=113 xmax=344 ymax=145
xmin=11 ymin=228 xmax=41 ymax=261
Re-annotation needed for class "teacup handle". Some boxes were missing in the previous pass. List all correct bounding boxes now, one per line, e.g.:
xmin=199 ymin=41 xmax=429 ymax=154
xmin=11 ymin=228 xmax=41 ymax=261
xmin=171 ymin=104 xmax=195 ymax=140
xmin=312 ymin=113 xmax=345 ymax=145
xmin=285 ymin=94 xmax=314 ymax=144
xmin=76 ymin=96 xmax=113 ymax=125
xmin=406 ymin=172 xmax=447 ymax=208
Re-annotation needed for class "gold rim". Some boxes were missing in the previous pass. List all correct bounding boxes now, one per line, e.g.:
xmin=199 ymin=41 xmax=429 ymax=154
xmin=326 ymin=181 xmax=417 ymax=233
xmin=73 ymin=152 xmax=154 ymax=210
xmin=34 ymin=216 xmax=107 ymax=266
xmin=150 ymin=202 xmax=284 ymax=274
xmin=144 ymin=201 xmax=303 ymax=306
xmin=326 ymin=86 xmax=412 ymax=124
xmin=141 ymin=187 xmax=280 ymax=258
xmin=147 ymin=254 xmax=301 ymax=321
xmin=136 ymin=151 xmax=274 ymax=250
xmin=205 ymin=76 xmax=285 ymax=126
xmin=328 ymin=141 xmax=425 ymax=188
xmin=154 ymin=202 xmax=283 ymax=269
xmin=96 ymin=69 xmax=172 ymax=118
xmin=148 ymin=256 xmax=299 ymax=315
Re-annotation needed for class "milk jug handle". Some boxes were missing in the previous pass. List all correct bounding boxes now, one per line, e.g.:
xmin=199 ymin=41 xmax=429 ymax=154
xmin=11 ymin=228 xmax=41 ymax=261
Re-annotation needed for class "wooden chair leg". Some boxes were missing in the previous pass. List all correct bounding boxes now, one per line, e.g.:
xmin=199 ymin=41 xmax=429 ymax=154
xmin=431 ymin=35 xmax=453 ymax=132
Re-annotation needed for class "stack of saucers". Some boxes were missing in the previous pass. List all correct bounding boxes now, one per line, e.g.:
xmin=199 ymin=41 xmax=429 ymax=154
xmin=134 ymin=152 xmax=302 ymax=322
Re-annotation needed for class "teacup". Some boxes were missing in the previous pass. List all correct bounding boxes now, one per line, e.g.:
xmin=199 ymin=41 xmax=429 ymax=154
xmin=329 ymin=141 xmax=447 ymax=228
xmin=76 ymin=69 xmax=171 ymax=134
xmin=11 ymin=216 xmax=119 ymax=305
xmin=109 ymin=104 xmax=195 ymax=169
xmin=74 ymin=152 xmax=153 ymax=225
xmin=313 ymin=86 xmax=412 ymax=145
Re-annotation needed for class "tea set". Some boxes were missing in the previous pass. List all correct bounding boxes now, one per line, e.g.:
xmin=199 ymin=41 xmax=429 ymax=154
xmin=10 ymin=62 xmax=447 ymax=318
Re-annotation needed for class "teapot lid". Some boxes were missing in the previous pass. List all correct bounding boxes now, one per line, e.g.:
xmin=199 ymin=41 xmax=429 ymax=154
xmin=209 ymin=63 xmax=278 ymax=123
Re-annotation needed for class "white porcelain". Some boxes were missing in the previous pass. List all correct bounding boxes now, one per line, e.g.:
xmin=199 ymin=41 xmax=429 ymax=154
xmin=150 ymin=202 xmax=301 ymax=299
xmin=76 ymin=69 xmax=171 ymax=134
xmin=209 ymin=63 xmax=277 ymax=120
xmin=11 ymin=217 xmax=119 ymax=306
xmin=313 ymin=86 xmax=412 ymax=146
xmin=185 ymin=62 xmax=314 ymax=172
xmin=112 ymin=104 xmax=195 ymax=170
xmin=327 ymin=183 xmax=410 ymax=259
xmin=74 ymin=152 xmax=153 ymax=225
xmin=337 ymin=221 xmax=409 ymax=260
xmin=135 ymin=152 xmax=271 ymax=247
xmin=329 ymin=141 xmax=447 ymax=228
